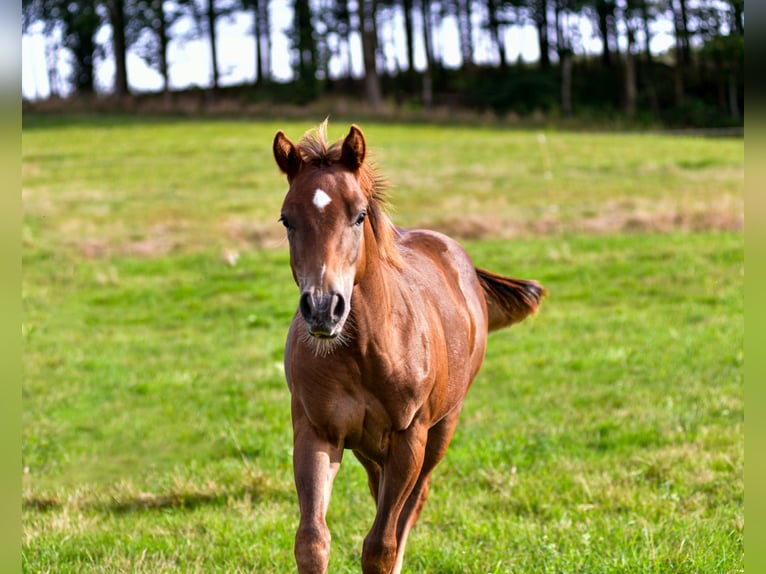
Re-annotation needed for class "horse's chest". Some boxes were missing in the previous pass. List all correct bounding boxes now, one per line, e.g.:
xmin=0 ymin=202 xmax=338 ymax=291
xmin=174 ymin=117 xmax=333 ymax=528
xmin=292 ymin=362 xmax=427 ymax=455
xmin=293 ymin=382 xmax=386 ymax=453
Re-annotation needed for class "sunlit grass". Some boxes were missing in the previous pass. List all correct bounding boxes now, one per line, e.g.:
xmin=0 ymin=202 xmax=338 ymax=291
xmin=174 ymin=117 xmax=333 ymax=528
xmin=22 ymin=117 xmax=743 ymax=255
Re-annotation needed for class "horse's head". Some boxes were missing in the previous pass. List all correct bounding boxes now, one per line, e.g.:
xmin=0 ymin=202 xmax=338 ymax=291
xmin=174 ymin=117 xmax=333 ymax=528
xmin=273 ymin=123 xmax=372 ymax=346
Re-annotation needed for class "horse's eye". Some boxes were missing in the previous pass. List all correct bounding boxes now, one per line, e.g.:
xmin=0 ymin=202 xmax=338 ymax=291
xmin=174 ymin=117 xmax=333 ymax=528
xmin=279 ymin=215 xmax=293 ymax=230
xmin=355 ymin=211 xmax=367 ymax=226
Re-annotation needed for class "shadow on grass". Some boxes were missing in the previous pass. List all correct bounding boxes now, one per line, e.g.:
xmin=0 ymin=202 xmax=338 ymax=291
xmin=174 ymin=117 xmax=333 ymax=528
xmin=23 ymin=477 xmax=293 ymax=515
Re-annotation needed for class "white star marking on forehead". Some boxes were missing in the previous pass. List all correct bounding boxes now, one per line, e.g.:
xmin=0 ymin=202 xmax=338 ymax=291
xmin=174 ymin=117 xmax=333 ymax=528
xmin=313 ymin=188 xmax=332 ymax=211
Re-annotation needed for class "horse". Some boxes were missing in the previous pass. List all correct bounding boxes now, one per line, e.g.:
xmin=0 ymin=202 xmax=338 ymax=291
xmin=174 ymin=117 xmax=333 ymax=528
xmin=273 ymin=121 xmax=546 ymax=574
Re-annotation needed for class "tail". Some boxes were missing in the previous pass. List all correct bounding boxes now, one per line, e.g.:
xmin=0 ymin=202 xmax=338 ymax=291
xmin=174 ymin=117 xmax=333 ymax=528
xmin=476 ymin=267 xmax=547 ymax=332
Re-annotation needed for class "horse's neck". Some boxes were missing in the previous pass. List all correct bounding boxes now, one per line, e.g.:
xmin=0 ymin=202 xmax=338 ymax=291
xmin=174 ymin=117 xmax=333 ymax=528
xmin=352 ymin=249 xmax=422 ymax=345
xmin=355 ymin=256 xmax=399 ymax=317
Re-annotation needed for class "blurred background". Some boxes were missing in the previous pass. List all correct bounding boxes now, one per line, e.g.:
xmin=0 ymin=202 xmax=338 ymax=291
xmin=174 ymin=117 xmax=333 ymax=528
xmin=22 ymin=0 xmax=743 ymax=127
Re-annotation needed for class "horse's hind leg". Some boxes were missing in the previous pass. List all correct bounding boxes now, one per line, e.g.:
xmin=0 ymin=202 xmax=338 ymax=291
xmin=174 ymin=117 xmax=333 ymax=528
xmin=391 ymin=411 xmax=462 ymax=574
xmin=354 ymin=449 xmax=382 ymax=503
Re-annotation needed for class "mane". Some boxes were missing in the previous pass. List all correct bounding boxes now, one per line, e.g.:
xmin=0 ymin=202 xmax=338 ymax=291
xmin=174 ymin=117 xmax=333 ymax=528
xmin=296 ymin=121 xmax=403 ymax=268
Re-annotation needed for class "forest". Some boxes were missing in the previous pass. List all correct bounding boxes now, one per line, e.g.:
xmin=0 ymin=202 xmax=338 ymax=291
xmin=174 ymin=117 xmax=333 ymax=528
xmin=22 ymin=0 xmax=744 ymax=127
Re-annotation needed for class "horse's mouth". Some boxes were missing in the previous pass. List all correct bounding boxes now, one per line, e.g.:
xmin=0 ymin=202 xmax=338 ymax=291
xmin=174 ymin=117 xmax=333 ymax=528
xmin=311 ymin=331 xmax=338 ymax=340
xmin=307 ymin=327 xmax=340 ymax=340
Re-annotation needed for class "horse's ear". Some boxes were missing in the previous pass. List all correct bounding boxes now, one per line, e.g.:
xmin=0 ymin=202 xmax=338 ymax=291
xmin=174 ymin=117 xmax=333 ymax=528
xmin=273 ymin=130 xmax=302 ymax=180
xmin=341 ymin=124 xmax=366 ymax=171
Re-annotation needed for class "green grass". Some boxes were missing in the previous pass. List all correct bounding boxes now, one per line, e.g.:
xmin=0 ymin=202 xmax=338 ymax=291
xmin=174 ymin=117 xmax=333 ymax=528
xmin=22 ymin=117 xmax=743 ymax=572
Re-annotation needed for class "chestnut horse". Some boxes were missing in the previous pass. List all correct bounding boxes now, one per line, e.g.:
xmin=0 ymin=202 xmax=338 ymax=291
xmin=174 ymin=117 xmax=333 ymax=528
xmin=273 ymin=122 xmax=545 ymax=574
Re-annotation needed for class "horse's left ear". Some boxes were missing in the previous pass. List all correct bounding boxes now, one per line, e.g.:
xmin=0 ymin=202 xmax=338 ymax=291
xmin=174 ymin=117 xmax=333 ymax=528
xmin=341 ymin=125 xmax=366 ymax=171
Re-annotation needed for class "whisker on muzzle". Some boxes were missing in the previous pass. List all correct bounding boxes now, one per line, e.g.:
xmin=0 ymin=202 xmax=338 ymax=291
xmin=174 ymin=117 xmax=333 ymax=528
xmin=300 ymin=314 xmax=356 ymax=358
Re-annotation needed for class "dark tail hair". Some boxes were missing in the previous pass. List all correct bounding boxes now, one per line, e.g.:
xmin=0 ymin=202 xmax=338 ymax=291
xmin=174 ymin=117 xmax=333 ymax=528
xmin=476 ymin=268 xmax=547 ymax=332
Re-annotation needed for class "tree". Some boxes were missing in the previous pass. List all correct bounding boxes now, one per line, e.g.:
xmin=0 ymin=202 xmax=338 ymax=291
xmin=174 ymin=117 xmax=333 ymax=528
xmin=590 ymin=0 xmax=620 ymax=67
xmin=23 ymin=0 xmax=103 ymax=95
xmin=327 ymin=0 xmax=354 ymax=80
xmin=23 ymin=0 xmax=61 ymax=97
xmin=147 ymin=0 xmax=173 ymax=94
xmin=291 ymin=0 xmax=320 ymax=101
xmin=532 ymin=0 xmax=551 ymax=69
xmin=554 ymin=0 xmax=583 ymax=116
xmin=485 ymin=0 xmax=509 ymax=68
xmin=106 ymin=0 xmax=128 ymax=98
xmin=697 ymin=0 xmax=743 ymax=120
xmin=401 ymin=0 xmax=416 ymax=74
xmin=637 ymin=0 xmax=660 ymax=116
xmin=189 ymin=0 xmax=237 ymax=92
xmin=60 ymin=0 xmax=102 ymax=94
xmin=667 ymin=0 xmax=685 ymax=104
xmin=419 ymin=0 xmax=434 ymax=107
xmin=358 ymin=0 xmax=383 ymax=107
xmin=454 ymin=0 xmax=475 ymax=69
xmin=205 ymin=0 xmax=220 ymax=90
xmin=673 ymin=0 xmax=691 ymax=65
xmin=620 ymin=0 xmax=639 ymax=116
xmin=129 ymin=0 xmax=192 ymax=95
xmin=241 ymin=0 xmax=271 ymax=84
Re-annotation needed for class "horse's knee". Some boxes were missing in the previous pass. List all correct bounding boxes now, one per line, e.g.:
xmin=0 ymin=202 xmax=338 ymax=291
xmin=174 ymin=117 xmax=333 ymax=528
xmin=361 ymin=534 xmax=397 ymax=574
xmin=295 ymin=522 xmax=331 ymax=574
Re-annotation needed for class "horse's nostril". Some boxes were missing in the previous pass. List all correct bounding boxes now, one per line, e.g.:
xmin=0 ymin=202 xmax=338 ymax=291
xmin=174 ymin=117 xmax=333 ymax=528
xmin=330 ymin=293 xmax=345 ymax=322
xmin=299 ymin=292 xmax=313 ymax=322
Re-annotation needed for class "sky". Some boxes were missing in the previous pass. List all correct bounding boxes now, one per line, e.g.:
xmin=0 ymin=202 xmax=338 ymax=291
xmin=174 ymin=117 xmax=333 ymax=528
xmin=21 ymin=0 xmax=675 ymax=100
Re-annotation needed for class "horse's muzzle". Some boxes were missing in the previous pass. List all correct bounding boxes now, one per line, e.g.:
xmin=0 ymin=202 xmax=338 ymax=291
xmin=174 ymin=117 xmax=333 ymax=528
xmin=299 ymin=290 xmax=346 ymax=337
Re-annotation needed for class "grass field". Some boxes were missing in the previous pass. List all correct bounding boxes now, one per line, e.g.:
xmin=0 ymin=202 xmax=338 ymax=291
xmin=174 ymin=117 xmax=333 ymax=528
xmin=22 ymin=117 xmax=744 ymax=572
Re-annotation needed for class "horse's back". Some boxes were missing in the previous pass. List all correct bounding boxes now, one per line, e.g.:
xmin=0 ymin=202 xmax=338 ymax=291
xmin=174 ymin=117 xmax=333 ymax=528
xmin=398 ymin=227 xmax=482 ymax=294
xmin=397 ymin=228 xmax=489 ymax=380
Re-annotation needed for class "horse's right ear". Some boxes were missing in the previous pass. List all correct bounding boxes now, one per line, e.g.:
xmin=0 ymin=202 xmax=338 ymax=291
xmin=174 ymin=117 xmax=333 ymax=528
xmin=273 ymin=130 xmax=302 ymax=180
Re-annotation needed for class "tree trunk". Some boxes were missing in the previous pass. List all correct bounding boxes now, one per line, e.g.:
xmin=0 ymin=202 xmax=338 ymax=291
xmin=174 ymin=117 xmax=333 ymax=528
xmin=561 ymin=50 xmax=572 ymax=117
xmin=624 ymin=29 xmax=636 ymax=116
xmin=293 ymin=0 xmax=318 ymax=100
xmin=487 ymin=0 xmax=506 ymax=68
xmin=669 ymin=0 xmax=685 ymax=105
xmin=371 ymin=0 xmax=384 ymax=75
xmin=108 ymin=0 xmax=129 ymax=99
xmin=457 ymin=0 xmax=474 ymax=70
xmin=639 ymin=0 xmax=652 ymax=63
xmin=731 ymin=0 xmax=743 ymax=34
xmin=45 ymin=33 xmax=60 ymax=97
xmin=66 ymin=0 xmax=99 ymax=95
xmin=677 ymin=0 xmax=691 ymax=64
xmin=344 ymin=0 xmax=354 ymax=80
xmin=597 ymin=0 xmax=611 ymax=67
xmin=253 ymin=0 xmax=261 ymax=84
xmin=154 ymin=0 xmax=170 ymax=94
xmin=358 ymin=0 xmax=383 ymax=108
xmin=553 ymin=0 xmax=568 ymax=56
xmin=402 ymin=0 xmax=415 ymax=72
xmin=260 ymin=0 xmax=272 ymax=82
xmin=420 ymin=0 xmax=433 ymax=108
xmin=554 ymin=0 xmax=566 ymax=114
xmin=536 ymin=0 xmax=550 ymax=69
xmin=638 ymin=0 xmax=659 ymax=115
xmin=252 ymin=0 xmax=272 ymax=85
xmin=207 ymin=0 xmax=220 ymax=91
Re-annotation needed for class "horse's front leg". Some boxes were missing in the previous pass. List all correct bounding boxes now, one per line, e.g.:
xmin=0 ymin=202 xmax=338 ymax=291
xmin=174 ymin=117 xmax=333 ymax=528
xmin=362 ymin=422 xmax=428 ymax=574
xmin=292 ymin=402 xmax=344 ymax=574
